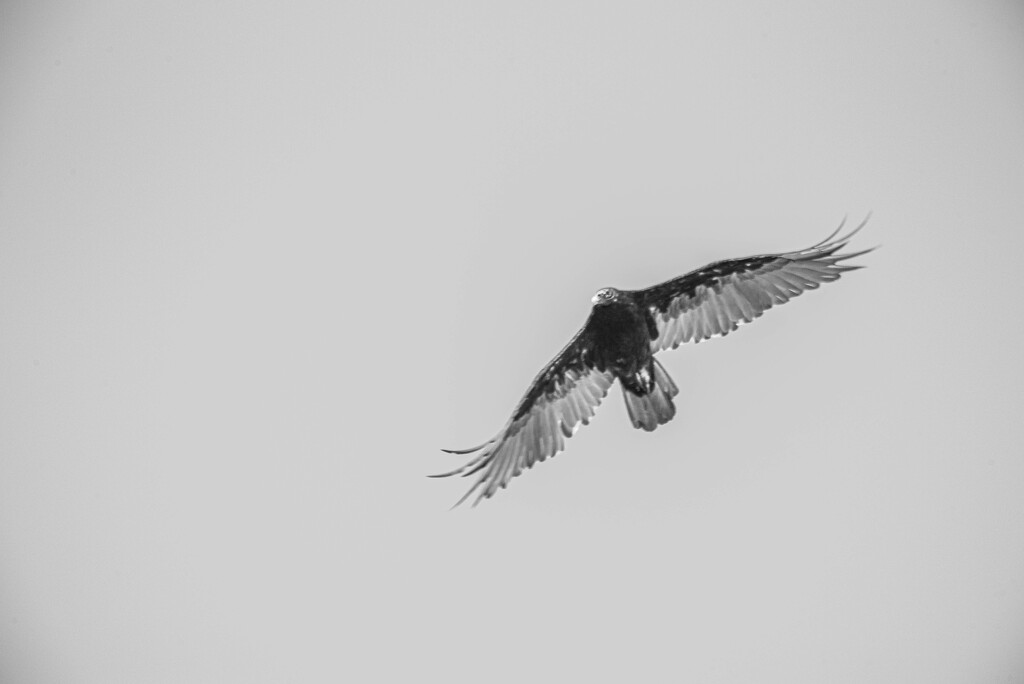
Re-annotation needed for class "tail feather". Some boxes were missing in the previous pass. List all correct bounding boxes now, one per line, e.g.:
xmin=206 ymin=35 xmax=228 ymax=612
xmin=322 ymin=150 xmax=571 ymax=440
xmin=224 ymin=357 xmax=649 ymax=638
xmin=622 ymin=358 xmax=678 ymax=432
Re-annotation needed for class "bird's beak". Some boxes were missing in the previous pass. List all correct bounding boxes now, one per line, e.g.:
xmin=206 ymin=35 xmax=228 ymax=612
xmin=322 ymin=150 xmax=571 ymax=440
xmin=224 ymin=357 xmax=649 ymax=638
xmin=591 ymin=293 xmax=601 ymax=304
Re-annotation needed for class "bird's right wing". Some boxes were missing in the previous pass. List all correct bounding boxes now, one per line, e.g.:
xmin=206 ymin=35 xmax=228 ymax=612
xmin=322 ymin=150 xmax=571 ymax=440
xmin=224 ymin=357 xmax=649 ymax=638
xmin=636 ymin=217 xmax=874 ymax=351
xmin=433 ymin=327 xmax=615 ymax=507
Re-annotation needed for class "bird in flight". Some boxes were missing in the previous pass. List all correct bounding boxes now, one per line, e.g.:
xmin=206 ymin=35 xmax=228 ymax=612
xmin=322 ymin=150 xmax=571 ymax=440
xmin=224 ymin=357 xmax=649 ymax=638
xmin=434 ymin=218 xmax=874 ymax=506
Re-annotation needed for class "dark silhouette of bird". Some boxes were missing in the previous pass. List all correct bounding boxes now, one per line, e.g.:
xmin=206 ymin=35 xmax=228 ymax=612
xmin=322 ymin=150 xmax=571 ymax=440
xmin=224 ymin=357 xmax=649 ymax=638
xmin=434 ymin=218 xmax=874 ymax=506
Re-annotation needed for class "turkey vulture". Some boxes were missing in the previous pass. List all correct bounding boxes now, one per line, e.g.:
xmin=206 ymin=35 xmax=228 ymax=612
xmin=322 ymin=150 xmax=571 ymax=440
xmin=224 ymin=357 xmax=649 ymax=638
xmin=434 ymin=218 xmax=874 ymax=506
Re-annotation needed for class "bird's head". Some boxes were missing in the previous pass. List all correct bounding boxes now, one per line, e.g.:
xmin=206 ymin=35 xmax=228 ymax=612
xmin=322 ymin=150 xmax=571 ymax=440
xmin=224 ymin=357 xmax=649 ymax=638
xmin=591 ymin=287 xmax=621 ymax=306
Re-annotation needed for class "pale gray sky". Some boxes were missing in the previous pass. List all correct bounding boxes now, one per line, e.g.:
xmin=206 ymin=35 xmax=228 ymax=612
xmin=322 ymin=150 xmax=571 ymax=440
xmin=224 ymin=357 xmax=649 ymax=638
xmin=2 ymin=1 xmax=1023 ymax=682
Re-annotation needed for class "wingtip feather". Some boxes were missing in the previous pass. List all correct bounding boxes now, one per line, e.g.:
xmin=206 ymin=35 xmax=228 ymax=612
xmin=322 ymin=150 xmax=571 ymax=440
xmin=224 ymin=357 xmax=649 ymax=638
xmin=440 ymin=441 xmax=489 ymax=455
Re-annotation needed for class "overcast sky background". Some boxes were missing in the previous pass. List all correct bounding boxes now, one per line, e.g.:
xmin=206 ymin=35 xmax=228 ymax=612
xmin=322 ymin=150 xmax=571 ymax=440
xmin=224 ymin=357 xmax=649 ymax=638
xmin=2 ymin=1 xmax=1023 ymax=682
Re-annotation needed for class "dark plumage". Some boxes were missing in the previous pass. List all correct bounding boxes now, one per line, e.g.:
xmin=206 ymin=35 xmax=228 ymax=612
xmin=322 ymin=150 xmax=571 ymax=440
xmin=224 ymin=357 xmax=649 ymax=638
xmin=434 ymin=218 xmax=875 ymax=506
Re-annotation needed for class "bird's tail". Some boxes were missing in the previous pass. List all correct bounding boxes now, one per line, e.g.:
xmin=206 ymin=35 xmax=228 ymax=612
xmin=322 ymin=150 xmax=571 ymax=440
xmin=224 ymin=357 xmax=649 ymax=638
xmin=622 ymin=358 xmax=679 ymax=432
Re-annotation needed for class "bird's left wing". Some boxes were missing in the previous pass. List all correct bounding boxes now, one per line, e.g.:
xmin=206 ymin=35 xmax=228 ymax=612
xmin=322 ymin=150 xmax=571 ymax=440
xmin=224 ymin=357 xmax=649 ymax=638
xmin=635 ymin=218 xmax=874 ymax=352
xmin=432 ymin=327 xmax=615 ymax=507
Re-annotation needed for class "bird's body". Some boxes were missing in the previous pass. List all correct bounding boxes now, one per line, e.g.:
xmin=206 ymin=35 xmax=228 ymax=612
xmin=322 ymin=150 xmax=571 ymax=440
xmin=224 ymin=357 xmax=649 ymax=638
xmin=586 ymin=290 xmax=655 ymax=380
xmin=584 ymin=289 xmax=678 ymax=431
xmin=435 ymin=218 xmax=874 ymax=506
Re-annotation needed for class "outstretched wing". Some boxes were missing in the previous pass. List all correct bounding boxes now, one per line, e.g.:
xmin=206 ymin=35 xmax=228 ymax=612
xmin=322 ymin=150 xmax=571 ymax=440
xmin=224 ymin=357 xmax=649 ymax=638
xmin=433 ymin=326 xmax=615 ymax=507
xmin=636 ymin=217 xmax=874 ymax=351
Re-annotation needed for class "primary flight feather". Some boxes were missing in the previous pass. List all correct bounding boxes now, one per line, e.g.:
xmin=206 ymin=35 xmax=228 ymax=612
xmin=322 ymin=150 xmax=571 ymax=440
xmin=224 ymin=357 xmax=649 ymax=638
xmin=434 ymin=218 xmax=874 ymax=506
